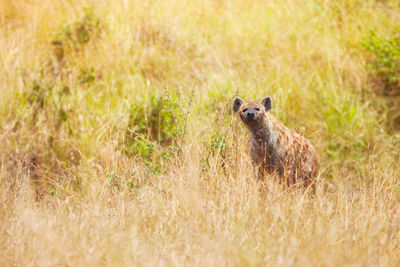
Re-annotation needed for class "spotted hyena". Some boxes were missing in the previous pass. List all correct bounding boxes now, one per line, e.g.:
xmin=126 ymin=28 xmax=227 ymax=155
xmin=233 ymin=96 xmax=320 ymax=187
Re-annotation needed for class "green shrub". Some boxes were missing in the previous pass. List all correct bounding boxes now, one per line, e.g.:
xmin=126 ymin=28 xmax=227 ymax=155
xmin=50 ymin=8 xmax=103 ymax=79
xmin=54 ymin=8 xmax=102 ymax=49
xmin=124 ymin=92 xmax=185 ymax=174
xmin=208 ymin=133 xmax=227 ymax=156
xmin=362 ymin=29 xmax=400 ymax=130
xmin=362 ymin=29 xmax=400 ymax=95
xmin=322 ymin=96 xmax=366 ymax=161
xmin=126 ymin=93 xmax=181 ymax=150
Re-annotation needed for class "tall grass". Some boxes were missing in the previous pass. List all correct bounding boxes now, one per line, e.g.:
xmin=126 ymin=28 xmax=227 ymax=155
xmin=1 ymin=0 xmax=400 ymax=265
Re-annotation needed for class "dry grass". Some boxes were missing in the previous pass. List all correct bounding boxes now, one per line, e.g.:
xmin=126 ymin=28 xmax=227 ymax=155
xmin=1 ymin=0 xmax=400 ymax=266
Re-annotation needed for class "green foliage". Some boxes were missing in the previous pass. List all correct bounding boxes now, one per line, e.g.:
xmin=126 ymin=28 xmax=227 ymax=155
xmin=56 ymin=8 xmax=102 ymax=48
xmin=208 ymin=133 xmax=227 ymax=156
xmin=49 ymin=188 xmax=56 ymax=196
xmin=124 ymin=93 xmax=184 ymax=174
xmin=50 ymin=8 xmax=103 ymax=78
xmin=126 ymin=93 xmax=181 ymax=150
xmin=204 ymin=131 xmax=228 ymax=170
xmin=362 ymin=29 xmax=400 ymax=130
xmin=204 ymin=85 xmax=232 ymax=111
xmin=321 ymin=94 xmax=367 ymax=161
xmin=362 ymin=29 xmax=400 ymax=94
xmin=106 ymin=171 xmax=152 ymax=193
xmin=79 ymin=68 xmax=96 ymax=84
xmin=24 ymin=82 xmax=71 ymax=129
xmin=107 ymin=173 xmax=122 ymax=188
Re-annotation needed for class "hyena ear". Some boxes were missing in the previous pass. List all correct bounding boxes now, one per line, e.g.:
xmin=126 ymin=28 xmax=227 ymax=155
xmin=232 ymin=97 xmax=244 ymax=113
xmin=260 ymin=96 xmax=272 ymax=111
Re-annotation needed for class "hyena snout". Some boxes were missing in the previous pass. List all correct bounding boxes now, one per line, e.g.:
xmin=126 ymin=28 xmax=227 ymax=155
xmin=242 ymin=107 xmax=261 ymax=123
xmin=247 ymin=110 xmax=255 ymax=119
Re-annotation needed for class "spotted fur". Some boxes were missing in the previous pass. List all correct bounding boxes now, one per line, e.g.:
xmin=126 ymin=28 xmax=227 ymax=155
xmin=233 ymin=96 xmax=320 ymax=186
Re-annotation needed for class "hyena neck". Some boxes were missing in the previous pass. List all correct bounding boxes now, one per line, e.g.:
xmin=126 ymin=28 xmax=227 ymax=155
xmin=247 ymin=115 xmax=277 ymax=147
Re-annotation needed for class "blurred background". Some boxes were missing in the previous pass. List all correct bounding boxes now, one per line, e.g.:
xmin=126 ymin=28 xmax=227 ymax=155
xmin=1 ymin=0 xmax=400 ymax=265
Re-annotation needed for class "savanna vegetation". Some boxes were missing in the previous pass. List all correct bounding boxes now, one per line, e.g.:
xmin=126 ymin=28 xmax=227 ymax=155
xmin=1 ymin=0 xmax=400 ymax=265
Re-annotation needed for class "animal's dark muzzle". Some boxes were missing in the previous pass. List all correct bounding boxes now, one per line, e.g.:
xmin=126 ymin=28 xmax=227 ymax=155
xmin=247 ymin=111 xmax=255 ymax=119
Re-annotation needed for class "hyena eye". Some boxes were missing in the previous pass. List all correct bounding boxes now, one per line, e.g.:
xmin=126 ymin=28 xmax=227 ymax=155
xmin=243 ymin=108 xmax=248 ymax=112
xmin=254 ymin=107 xmax=260 ymax=111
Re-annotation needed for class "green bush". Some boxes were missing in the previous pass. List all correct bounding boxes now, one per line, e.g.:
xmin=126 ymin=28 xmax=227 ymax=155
xmin=126 ymin=93 xmax=181 ymax=149
xmin=124 ymin=93 xmax=185 ymax=173
xmin=362 ymin=29 xmax=400 ymax=95
xmin=362 ymin=29 xmax=400 ymax=130
xmin=53 ymin=8 xmax=102 ymax=49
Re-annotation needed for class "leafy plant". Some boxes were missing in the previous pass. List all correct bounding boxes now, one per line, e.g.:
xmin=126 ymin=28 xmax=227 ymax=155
xmin=322 ymin=96 xmax=366 ymax=161
xmin=362 ymin=29 xmax=400 ymax=94
xmin=50 ymin=8 xmax=103 ymax=80
xmin=125 ymin=93 xmax=181 ymax=154
xmin=124 ymin=93 xmax=185 ymax=174
xmin=209 ymin=133 xmax=227 ymax=156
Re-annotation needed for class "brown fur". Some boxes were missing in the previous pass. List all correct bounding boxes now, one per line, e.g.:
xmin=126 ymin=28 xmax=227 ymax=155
xmin=233 ymin=96 xmax=320 ymax=187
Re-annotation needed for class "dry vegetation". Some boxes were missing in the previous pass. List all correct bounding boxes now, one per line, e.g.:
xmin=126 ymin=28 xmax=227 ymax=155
xmin=1 ymin=0 xmax=400 ymax=266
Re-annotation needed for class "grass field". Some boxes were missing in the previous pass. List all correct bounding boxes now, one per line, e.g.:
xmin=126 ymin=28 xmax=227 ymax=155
xmin=1 ymin=0 xmax=400 ymax=265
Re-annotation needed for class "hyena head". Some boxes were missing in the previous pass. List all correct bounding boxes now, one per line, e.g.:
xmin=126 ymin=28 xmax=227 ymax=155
xmin=232 ymin=96 xmax=272 ymax=127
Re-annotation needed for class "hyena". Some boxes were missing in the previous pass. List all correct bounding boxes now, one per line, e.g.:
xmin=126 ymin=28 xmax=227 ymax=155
xmin=233 ymin=96 xmax=320 ymax=187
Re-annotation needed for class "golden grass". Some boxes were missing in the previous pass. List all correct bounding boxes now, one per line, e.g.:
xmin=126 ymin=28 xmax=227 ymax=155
xmin=1 ymin=0 xmax=400 ymax=265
